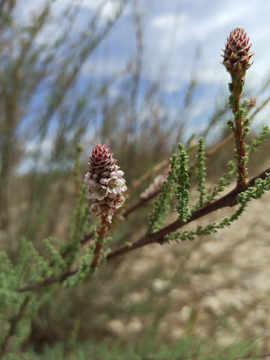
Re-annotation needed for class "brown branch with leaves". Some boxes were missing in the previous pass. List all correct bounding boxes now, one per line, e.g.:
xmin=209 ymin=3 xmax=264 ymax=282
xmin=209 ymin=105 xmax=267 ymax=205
xmin=16 ymin=164 xmax=270 ymax=294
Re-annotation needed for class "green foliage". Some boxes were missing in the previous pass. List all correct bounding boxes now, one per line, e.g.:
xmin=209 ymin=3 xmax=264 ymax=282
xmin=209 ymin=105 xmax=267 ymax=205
xmin=18 ymin=337 xmax=258 ymax=360
xmin=246 ymin=125 xmax=269 ymax=154
xmin=194 ymin=137 xmax=207 ymax=210
xmin=147 ymin=154 xmax=176 ymax=234
xmin=205 ymin=161 xmax=237 ymax=204
xmin=62 ymin=184 xmax=90 ymax=266
xmin=166 ymin=174 xmax=270 ymax=243
xmin=43 ymin=238 xmax=68 ymax=273
xmin=0 ymin=252 xmax=17 ymax=310
xmin=15 ymin=238 xmax=53 ymax=283
xmin=64 ymin=246 xmax=94 ymax=287
xmin=175 ymin=144 xmax=191 ymax=223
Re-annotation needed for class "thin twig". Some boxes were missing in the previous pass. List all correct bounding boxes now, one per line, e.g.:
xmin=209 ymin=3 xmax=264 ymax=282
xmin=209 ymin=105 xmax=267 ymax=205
xmin=250 ymin=95 xmax=270 ymax=121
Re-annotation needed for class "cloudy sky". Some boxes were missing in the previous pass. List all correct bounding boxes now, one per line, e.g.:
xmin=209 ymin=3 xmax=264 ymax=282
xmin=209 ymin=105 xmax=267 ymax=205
xmin=17 ymin=0 xmax=270 ymax=89
xmin=82 ymin=0 xmax=270 ymax=137
xmin=12 ymin=0 xmax=270 ymax=173
xmin=15 ymin=0 xmax=270 ymax=148
xmin=79 ymin=0 xmax=270 ymax=92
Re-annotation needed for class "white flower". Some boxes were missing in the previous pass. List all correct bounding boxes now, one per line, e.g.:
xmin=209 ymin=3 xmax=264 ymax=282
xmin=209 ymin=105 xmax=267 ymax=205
xmin=90 ymin=203 xmax=102 ymax=216
xmin=107 ymin=214 xmax=113 ymax=223
xmin=114 ymin=194 xmax=125 ymax=209
xmin=84 ymin=172 xmax=90 ymax=184
xmin=85 ymin=186 xmax=94 ymax=199
xmin=108 ymin=208 xmax=114 ymax=216
xmin=91 ymin=183 xmax=108 ymax=201
xmin=99 ymin=178 xmax=107 ymax=185
xmin=116 ymin=170 xmax=124 ymax=178
xmin=88 ymin=179 xmax=96 ymax=187
xmin=154 ymin=174 xmax=166 ymax=185
xmin=121 ymin=183 xmax=128 ymax=192
xmin=106 ymin=177 xmax=124 ymax=194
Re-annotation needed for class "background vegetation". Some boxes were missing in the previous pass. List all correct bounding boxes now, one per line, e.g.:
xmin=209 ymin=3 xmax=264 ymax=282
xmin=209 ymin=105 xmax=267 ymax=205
xmin=1 ymin=1 xmax=270 ymax=359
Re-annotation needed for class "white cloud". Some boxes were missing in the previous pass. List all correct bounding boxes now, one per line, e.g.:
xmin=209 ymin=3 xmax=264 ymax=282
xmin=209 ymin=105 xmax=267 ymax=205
xmin=81 ymin=0 xmax=124 ymax=21
xmin=151 ymin=13 xmax=183 ymax=29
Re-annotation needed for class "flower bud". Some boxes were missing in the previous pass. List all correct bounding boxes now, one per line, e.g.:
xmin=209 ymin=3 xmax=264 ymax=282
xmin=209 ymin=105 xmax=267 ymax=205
xmin=221 ymin=27 xmax=254 ymax=76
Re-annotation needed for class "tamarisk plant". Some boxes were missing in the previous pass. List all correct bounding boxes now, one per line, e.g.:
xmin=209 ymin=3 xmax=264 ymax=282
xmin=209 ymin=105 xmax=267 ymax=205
xmin=221 ymin=27 xmax=255 ymax=187
xmin=1 ymin=26 xmax=270 ymax=358
xmin=84 ymin=144 xmax=127 ymax=270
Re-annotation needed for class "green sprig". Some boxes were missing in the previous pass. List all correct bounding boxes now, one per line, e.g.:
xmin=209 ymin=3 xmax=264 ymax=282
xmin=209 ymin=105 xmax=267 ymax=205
xmin=246 ymin=126 xmax=269 ymax=154
xmin=193 ymin=138 xmax=207 ymax=210
xmin=64 ymin=246 xmax=94 ymax=287
xmin=175 ymin=144 xmax=191 ymax=223
xmin=44 ymin=238 xmax=67 ymax=273
xmin=63 ymin=184 xmax=89 ymax=266
xmin=147 ymin=154 xmax=177 ymax=234
xmin=206 ymin=161 xmax=237 ymax=204
xmin=166 ymin=173 xmax=270 ymax=244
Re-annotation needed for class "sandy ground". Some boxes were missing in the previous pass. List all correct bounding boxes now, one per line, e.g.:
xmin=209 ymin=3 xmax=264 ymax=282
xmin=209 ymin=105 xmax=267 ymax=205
xmin=104 ymin=186 xmax=270 ymax=351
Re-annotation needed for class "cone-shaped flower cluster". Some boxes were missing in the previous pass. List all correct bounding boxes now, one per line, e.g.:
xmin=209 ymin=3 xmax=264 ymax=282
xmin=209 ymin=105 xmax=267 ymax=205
xmin=221 ymin=27 xmax=254 ymax=76
xmin=84 ymin=144 xmax=127 ymax=222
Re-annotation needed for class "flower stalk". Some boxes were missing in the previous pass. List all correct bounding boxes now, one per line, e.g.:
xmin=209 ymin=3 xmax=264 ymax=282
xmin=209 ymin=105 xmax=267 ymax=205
xmin=84 ymin=144 xmax=127 ymax=270
xmin=221 ymin=27 xmax=254 ymax=188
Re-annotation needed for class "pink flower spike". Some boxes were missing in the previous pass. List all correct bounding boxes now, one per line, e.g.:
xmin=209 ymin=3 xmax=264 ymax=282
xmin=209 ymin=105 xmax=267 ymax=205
xmin=86 ymin=144 xmax=127 ymax=221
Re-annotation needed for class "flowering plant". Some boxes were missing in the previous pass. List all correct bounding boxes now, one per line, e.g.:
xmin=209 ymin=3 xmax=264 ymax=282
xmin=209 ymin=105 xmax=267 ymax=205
xmin=84 ymin=144 xmax=127 ymax=223
xmin=1 ymin=26 xmax=270 ymax=358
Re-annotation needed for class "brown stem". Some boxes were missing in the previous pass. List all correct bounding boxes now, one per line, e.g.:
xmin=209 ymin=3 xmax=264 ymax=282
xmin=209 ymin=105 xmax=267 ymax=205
xmin=234 ymin=99 xmax=247 ymax=187
xmin=230 ymin=75 xmax=248 ymax=188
